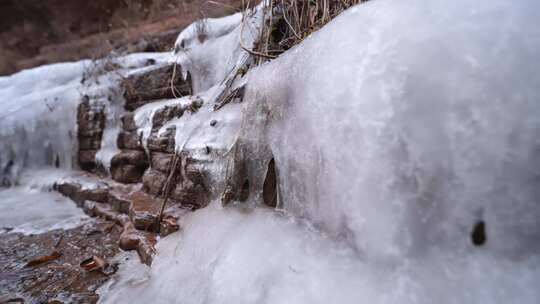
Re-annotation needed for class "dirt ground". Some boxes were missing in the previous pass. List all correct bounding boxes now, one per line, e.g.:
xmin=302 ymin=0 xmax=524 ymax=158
xmin=0 ymin=0 xmax=246 ymax=76
xmin=0 ymin=219 xmax=123 ymax=304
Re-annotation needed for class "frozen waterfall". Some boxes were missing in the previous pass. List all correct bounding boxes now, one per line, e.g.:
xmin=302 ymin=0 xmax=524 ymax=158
xmin=98 ymin=0 xmax=540 ymax=303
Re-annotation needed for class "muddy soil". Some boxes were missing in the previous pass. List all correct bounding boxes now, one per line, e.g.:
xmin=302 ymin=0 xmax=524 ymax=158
xmin=0 ymin=219 xmax=123 ymax=304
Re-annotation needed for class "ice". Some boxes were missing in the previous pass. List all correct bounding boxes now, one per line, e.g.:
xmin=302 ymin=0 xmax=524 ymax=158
xmin=99 ymin=0 xmax=540 ymax=303
xmin=171 ymin=3 xmax=265 ymax=94
xmin=0 ymin=187 xmax=89 ymax=235
xmin=0 ymin=61 xmax=88 ymax=184
xmin=248 ymin=0 xmax=540 ymax=260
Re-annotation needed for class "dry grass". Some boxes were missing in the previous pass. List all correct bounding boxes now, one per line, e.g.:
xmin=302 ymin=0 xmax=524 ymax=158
xmin=252 ymin=0 xmax=368 ymax=61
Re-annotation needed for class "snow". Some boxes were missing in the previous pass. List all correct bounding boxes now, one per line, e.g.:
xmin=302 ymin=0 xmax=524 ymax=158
xmin=99 ymin=0 xmax=540 ymax=303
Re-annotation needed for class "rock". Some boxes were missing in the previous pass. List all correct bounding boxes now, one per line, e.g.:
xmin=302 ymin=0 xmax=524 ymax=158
xmin=142 ymin=169 xmax=167 ymax=196
xmin=171 ymin=180 xmax=208 ymax=208
xmin=122 ymin=64 xmax=191 ymax=111
xmin=147 ymin=127 xmax=175 ymax=153
xmin=92 ymin=202 xmax=119 ymax=221
xmin=117 ymin=131 xmax=142 ymax=150
xmin=159 ymin=216 xmax=179 ymax=237
xmin=111 ymin=150 xmax=148 ymax=166
xmin=152 ymin=104 xmax=184 ymax=131
xmin=110 ymin=150 xmax=149 ymax=183
xmin=150 ymin=152 xmax=173 ymax=173
xmin=136 ymin=233 xmax=156 ymax=265
xmin=108 ymin=188 xmax=133 ymax=214
xmin=56 ymin=182 xmax=82 ymax=202
xmin=78 ymin=135 xmax=102 ymax=150
xmin=129 ymin=191 xmax=162 ymax=232
xmin=56 ymin=181 xmax=109 ymax=205
xmin=118 ymin=222 xmax=139 ymax=251
xmin=111 ymin=164 xmax=146 ymax=184
xmin=77 ymin=99 xmax=105 ymax=172
xmin=209 ymin=119 xmax=217 ymax=127
xmin=80 ymin=187 xmax=109 ymax=203
xmin=77 ymin=100 xmax=105 ymax=136
xmin=185 ymin=161 xmax=206 ymax=186
xmin=78 ymin=150 xmax=98 ymax=171
xmin=121 ymin=112 xmax=138 ymax=131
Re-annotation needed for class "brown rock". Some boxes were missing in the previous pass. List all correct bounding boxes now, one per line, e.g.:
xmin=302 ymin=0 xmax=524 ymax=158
xmin=152 ymin=104 xmax=184 ymax=131
xmin=121 ymin=112 xmax=138 ymax=131
xmin=119 ymin=223 xmax=140 ymax=251
xmin=78 ymin=135 xmax=102 ymax=150
xmin=142 ymin=169 xmax=167 ymax=195
xmin=137 ymin=233 xmax=156 ymax=265
xmin=56 ymin=182 xmax=83 ymax=204
xmin=78 ymin=150 xmax=97 ymax=171
xmin=122 ymin=64 xmax=191 ymax=111
xmin=80 ymin=187 xmax=109 ymax=203
xmin=108 ymin=189 xmax=133 ymax=214
xmin=150 ymin=152 xmax=173 ymax=173
xmin=77 ymin=101 xmax=105 ymax=136
xmin=111 ymin=164 xmax=147 ymax=184
xmin=185 ymin=162 xmax=206 ymax=186
xmin=129 ymin=191 xmax=162 ymax=231
xmin=117 ymin=131 xmax=142 ymax=150
xmin=147 ymin=127 xmax=176 ymax=153
xmin=171 ymin=180 xmax=207 ymax=208
xmin=110 ymin=150 xmax=149 ymax=183
xmin=160 ymin=216 xmax=179 ymax=237
xmin=111 ymin=150 xmax=148 ymax=166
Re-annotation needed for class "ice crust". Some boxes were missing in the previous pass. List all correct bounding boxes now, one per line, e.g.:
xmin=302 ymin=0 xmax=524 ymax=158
xmin=99 ymin=0 xmax=540 ymax=303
